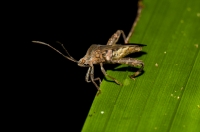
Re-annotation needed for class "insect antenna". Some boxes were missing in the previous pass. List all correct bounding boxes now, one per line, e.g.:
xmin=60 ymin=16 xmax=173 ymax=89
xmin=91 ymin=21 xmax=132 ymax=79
xmin=56 ymin=41 xmax=76 ymax=60
xmin=32 ymin=41 xmax=78 ymax=63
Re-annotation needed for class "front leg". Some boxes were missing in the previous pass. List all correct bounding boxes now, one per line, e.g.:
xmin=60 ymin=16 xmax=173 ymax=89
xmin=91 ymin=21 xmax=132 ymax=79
xmin=89 ymin=65 xmax=102 ymax=95
xmin=106 ymin=30 xmax=128 ymax=46
xmin=111 ymin=58 xmax=144 ymax=79
xmin=85 ymin=67 xmax=101 ymax=85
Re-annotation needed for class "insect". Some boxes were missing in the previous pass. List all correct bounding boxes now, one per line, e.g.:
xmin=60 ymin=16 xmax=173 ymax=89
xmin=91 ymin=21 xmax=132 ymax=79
xmin=32 ymin=30 xmax=146 ymax=95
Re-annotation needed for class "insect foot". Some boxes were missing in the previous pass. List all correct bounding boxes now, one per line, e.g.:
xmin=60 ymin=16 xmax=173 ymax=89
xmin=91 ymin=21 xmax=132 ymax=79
xmin=96 ymin=89 xmax=101 ymax=96
xmin=129 ymin=60 xmax=144 ymax=80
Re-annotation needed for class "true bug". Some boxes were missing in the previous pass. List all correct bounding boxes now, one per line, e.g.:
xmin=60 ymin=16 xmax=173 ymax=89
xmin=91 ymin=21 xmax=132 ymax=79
xmin=32 ymin=30 xmax=146 ymax=95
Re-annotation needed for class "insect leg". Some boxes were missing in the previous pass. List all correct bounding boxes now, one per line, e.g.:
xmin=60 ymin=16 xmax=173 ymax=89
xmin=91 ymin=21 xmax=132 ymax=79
xmin=106 ymin=30 xmax=128 ymax=46
xmin=85 ymin=67 xmax=101 ymax=85
xmin=90 ymin=65 xmax=102 ymax=95
xmin=126 ymin=0 xmax=144 ymax=42
xmin=105 ymin=30 xmax=128 ymax=61
xmin=85 ymin=67 xmax=91 ymax=82
xmin=111 ymin=58 xmax=144 ymax=80
xmin=100 ymin=63 xmax=122 ymax=86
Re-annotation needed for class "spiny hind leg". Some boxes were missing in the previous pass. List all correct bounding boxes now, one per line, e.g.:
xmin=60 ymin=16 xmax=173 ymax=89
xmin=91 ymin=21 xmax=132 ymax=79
xmin=111 ymin=58 xmax=144 ymax=80
xmin=129 ymin=60 xmax=144 ymax=80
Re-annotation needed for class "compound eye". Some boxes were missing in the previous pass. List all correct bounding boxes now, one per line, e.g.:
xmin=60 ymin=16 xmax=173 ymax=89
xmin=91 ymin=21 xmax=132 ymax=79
xmin=81 ymin=59 xmax=85 ymax=64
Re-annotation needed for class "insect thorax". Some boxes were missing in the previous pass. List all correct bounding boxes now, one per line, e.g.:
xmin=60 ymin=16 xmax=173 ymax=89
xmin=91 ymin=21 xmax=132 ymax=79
xmin=81 ymin=45 xmax=106 ymax=65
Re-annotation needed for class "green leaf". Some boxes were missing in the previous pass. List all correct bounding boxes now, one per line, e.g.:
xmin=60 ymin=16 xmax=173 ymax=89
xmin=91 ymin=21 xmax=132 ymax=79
xmin=82 ymin=0 xmax=200 ymax=131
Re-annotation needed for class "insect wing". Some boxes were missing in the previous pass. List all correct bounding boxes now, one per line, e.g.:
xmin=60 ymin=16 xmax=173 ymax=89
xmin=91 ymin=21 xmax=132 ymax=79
xmin=99 ymin=43 xmax=146 ymax=51
xmin=100 ymin=44 xmax=146 ymax=60
xmin=123 ymin=43 xmax=147 ymax=46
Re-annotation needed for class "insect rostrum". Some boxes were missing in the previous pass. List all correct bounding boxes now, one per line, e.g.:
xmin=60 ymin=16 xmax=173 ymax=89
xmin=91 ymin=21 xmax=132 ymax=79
xmin=32 ymin=30 xmax=146 ymax=95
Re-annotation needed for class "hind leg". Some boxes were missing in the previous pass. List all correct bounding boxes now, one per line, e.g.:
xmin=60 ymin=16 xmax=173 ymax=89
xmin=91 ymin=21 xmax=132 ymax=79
xmin=111 ymin=58 xmax=144 ymax=80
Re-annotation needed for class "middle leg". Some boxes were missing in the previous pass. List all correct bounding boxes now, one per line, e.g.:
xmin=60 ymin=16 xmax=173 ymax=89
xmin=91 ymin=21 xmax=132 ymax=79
xmin=100 ymin=63 xmax=122 ymax=86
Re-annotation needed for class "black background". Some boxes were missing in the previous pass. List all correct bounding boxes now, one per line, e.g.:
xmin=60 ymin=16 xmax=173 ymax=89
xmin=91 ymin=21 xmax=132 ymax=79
xmin=9 ymin=1 xmax=139 ymax=131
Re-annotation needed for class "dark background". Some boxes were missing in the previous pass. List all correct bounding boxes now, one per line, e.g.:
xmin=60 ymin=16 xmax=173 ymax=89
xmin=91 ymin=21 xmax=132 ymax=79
xmin=10 ymin=1 xmax=140 ymax=131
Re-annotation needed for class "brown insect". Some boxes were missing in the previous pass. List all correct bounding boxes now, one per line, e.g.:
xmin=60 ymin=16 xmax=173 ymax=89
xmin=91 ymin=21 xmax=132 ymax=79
xmin=32 ymin=30 xmax=146 ymax=95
